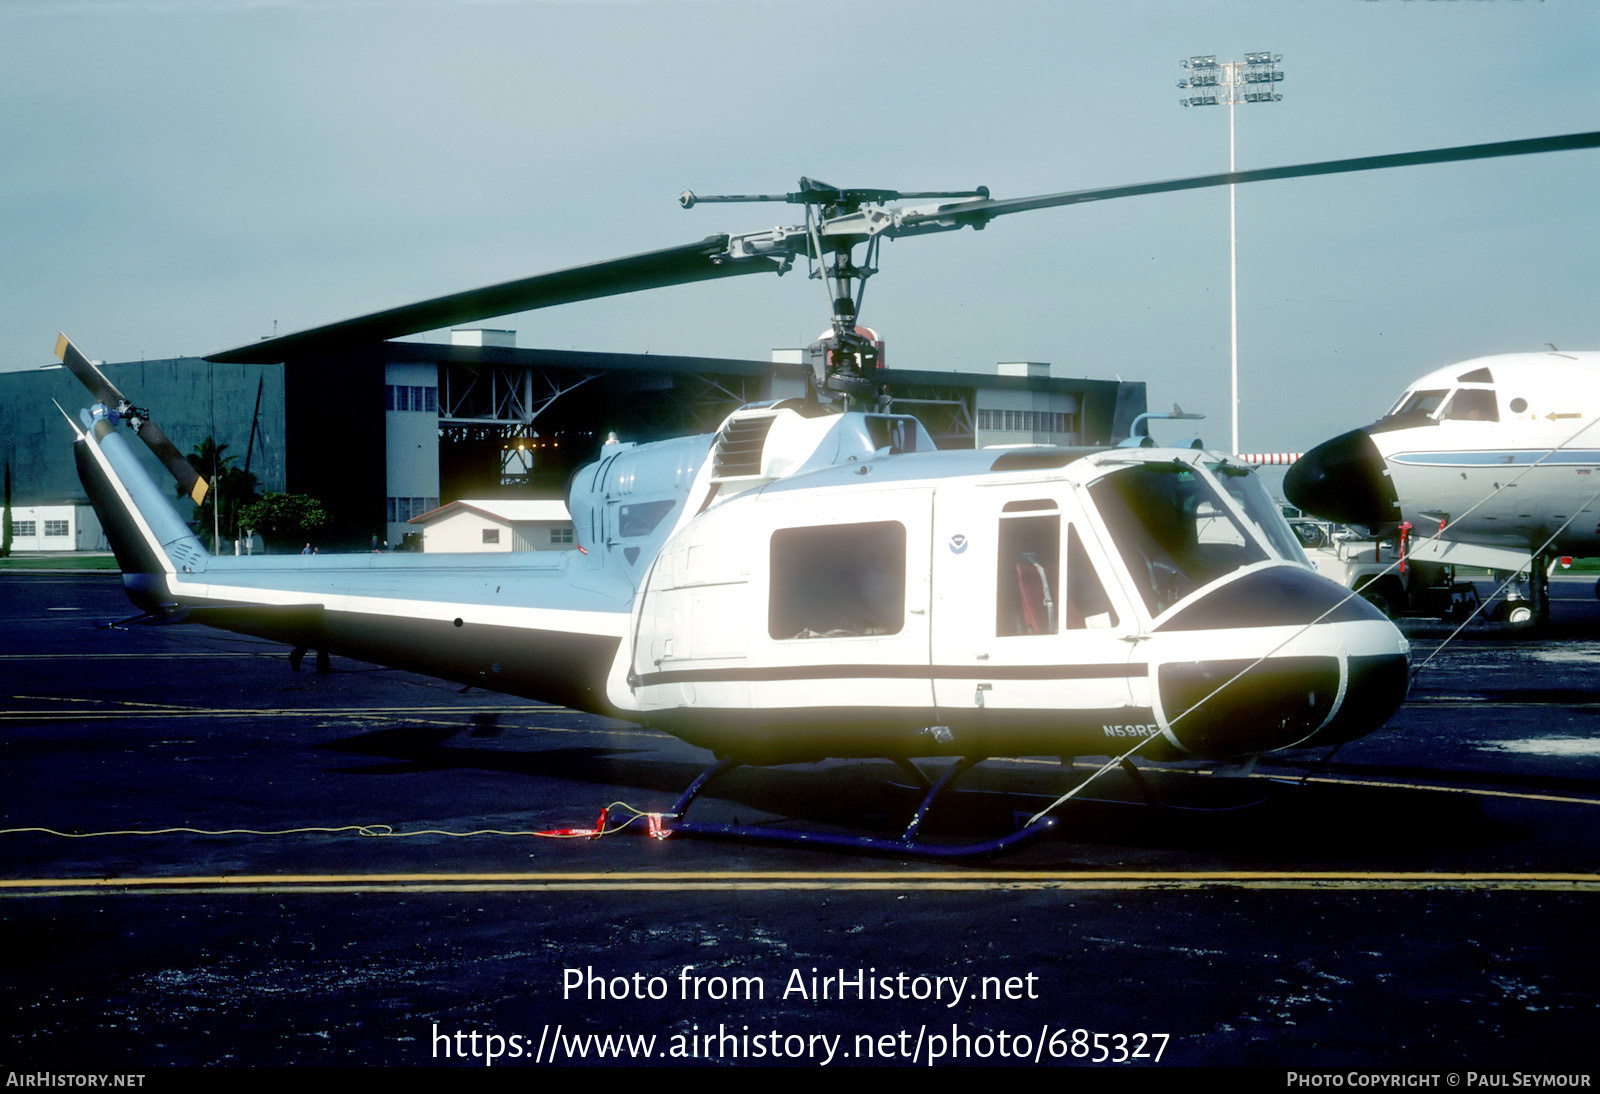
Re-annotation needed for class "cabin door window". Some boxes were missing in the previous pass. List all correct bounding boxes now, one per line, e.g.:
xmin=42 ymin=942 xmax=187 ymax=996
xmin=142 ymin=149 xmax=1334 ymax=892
xmin=768 ymin=521 xmax=907 ymax=640
xmin=997 ymin=504 xmax=1060 ymax=637
xmin=995 ymin=507 xmax=1120 ymax=636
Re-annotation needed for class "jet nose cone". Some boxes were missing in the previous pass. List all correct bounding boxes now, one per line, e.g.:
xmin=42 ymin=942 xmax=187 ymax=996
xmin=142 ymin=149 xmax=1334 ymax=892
xmin=1285 ymin=428 xmax=1401 ymax=527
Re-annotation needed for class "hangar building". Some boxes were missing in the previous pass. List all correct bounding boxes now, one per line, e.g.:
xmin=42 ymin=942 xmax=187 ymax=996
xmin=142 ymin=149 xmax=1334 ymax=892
xmin=0 ymin=333 xmax=1145 ymax=552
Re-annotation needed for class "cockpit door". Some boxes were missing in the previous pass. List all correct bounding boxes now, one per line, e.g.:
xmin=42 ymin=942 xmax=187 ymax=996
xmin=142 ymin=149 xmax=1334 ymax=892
xmin=930 ymin=483 xmax=1138 ymax=735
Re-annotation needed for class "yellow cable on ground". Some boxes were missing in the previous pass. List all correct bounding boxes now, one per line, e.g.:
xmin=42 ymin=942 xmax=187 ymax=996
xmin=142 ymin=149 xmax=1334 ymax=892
xmin=0 ymin=801 xmax=670 ymax=842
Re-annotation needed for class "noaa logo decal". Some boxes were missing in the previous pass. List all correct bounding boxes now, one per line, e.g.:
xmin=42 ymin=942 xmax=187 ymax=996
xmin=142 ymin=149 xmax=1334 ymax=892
xmin=948 ymin=534 xmax=968 ymax=554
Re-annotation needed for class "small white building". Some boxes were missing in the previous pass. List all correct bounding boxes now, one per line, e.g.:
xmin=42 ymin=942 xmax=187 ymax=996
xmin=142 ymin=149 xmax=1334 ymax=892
xmin=408 ymin=499 xmax=574 ymax=553
xmin=5 ymin=504 xmax=106 ymax=552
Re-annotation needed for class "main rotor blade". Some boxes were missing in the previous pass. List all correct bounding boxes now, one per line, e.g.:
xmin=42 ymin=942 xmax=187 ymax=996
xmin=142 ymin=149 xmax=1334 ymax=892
xmin=56 ymin=333 xmax=208 ymax=505
xmin=206 ymin=236 xmax=784 ymax=364
xmin=203 ymin=130 xmax=1597 ymax=365
xmin=896 ymin=130 xmax=1600 ymax=233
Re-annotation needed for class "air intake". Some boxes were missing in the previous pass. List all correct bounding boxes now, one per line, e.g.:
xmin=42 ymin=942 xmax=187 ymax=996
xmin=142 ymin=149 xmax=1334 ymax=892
xmin=711 ymin=413 xmax=777 ymax=479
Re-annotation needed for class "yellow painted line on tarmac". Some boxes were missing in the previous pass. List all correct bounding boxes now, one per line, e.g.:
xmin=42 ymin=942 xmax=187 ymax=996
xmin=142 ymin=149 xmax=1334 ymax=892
xmin=1 ymin=870 xmax=1597 ymax=898
xmin=9 ymin=695 xmax=200 ymax=711
xmin=407 ymin=719 xmax=670 ymax=739
xmin=1289 ymin=773 xmax=1600 ymax=808
xmin=1410 ymin=698 xmax=1600 ymax=709
xmin=998 ymin=755 xmax=1600 ymax=809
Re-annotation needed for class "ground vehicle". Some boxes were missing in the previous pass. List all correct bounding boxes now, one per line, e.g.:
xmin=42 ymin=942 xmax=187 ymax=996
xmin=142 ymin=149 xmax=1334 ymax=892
xmin=1289 ymin=519 xmax=1409 ymax=618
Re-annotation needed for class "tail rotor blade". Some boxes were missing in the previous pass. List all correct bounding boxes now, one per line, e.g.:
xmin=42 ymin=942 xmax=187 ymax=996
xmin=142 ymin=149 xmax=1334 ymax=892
xmin=55 ymin=334 xmax=209 ymax=506
xmin=137 ymin=419 xmax=208 ymax=507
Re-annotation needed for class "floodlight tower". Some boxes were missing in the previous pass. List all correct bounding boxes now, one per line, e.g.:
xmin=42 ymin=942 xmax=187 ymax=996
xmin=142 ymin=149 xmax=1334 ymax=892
xmin=1179 ymin=52 xmax=1284 ymax=454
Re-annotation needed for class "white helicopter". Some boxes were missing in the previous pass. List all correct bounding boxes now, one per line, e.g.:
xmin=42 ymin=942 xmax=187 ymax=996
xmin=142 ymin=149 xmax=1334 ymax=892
xmin=1286 ymin=348 xmax=1600 ymax=626
xmin=57 ymin=131 xmax=1598 ymax=856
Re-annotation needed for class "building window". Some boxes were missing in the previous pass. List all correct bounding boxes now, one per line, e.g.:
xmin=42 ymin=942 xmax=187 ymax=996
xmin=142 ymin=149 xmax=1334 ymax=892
xmin=387 ymin=497 xmax=439 ymax=523
xmin=551 ymin=525 xmax=574 ymax=545
xmin=977 ymin=409 xmax=1078 ymax=436
xmin=14 ymin=521 xmax=36 ymax=537
xmin=43 ymin=520 xmax=69 ymax=537
xmin=482 ymin=528 xmax=500 ymax=545
xmin=385 ymin=385 xmax=438 ymax=413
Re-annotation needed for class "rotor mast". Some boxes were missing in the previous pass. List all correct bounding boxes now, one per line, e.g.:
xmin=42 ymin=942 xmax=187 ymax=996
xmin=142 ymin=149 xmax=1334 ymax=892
xmin=682 ymin=178 xmax=990 ymax=400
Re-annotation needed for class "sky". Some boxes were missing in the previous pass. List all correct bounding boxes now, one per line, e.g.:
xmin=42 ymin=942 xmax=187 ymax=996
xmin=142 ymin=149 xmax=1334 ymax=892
xmin=2 ymin=0 xmax=1597 ymax=454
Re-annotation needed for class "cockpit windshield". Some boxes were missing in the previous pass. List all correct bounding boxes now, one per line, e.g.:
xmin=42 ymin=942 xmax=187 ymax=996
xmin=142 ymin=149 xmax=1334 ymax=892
xmin=1089 ymin=463 xmax=1269 ymax=616
xmin=1440 ymin=388 xmax=1498 ymax=422
xmin=1209 ymin=463 xmax=1310 ymax=566
xmin=1386 ymin=388 xmax=1449 ymax=419
xmin=1383 ymin=386 xmax=1498 ymax=424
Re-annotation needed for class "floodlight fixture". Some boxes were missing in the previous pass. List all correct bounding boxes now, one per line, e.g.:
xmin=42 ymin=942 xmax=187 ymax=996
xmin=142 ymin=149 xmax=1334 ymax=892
xmin=1176 ymin=51 xmax=1286 ymax=453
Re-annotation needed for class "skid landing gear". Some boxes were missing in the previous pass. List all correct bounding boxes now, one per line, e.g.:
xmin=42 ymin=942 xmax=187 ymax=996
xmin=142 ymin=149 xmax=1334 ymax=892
xmin=289 ymin=646 xmax=331 ymax=674
xmin=663 ymin=755 xmax=1057 ymax=860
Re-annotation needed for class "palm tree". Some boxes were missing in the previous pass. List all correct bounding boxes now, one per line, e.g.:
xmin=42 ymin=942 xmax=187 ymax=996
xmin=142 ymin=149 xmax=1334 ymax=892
xmin=186 ymin=438 xmax=259 ymax=553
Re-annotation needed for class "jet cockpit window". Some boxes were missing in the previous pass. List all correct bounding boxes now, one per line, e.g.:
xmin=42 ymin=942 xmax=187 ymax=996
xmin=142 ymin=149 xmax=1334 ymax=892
xmin=769 ymin=521 xmax=906 ymax=640
xmin=1089 ymin=464 xmax=1267 ymax=616
xmin=1389 ymin=388 xmax=1450 ymax=419
xmin=1439 ymin=388 xmax=1499 ymax=422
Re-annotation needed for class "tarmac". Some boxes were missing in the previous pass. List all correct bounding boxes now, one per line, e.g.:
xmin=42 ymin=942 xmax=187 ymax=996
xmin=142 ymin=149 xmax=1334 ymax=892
xmin=2 ymin=570 xmax=1598 ymax=1069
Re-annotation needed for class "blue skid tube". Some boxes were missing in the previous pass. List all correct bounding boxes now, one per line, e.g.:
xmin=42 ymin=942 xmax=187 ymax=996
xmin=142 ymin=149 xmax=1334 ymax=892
xmin=663 ymin=755 xmax=1059 ymax=861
